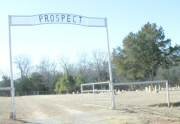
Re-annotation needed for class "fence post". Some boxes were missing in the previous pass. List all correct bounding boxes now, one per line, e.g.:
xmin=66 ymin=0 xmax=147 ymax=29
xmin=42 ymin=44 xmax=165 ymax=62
xmin=166 ymin=81 xmax=170 ymax=107
xmin=93 ymin=84 xmax=95 ymax=94
xmin=81 ymin=84 xmax=83 ymax=93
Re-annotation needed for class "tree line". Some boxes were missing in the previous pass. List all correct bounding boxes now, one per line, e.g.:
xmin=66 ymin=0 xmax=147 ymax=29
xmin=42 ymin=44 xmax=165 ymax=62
xmin=0 ymin=51 xmax=109 ymax=95
xmin=0 ymin=22 xmax=180 ymax=95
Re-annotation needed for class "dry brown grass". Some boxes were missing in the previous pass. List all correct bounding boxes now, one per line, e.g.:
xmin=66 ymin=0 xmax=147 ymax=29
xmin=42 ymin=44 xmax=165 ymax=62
xmin=0 ymin=91 xmax=180 ymax=124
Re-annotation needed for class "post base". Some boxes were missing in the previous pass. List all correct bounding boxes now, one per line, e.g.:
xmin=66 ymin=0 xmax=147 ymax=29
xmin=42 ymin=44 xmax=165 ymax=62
xmin=9 ymin=112 xmax=16 ymax=120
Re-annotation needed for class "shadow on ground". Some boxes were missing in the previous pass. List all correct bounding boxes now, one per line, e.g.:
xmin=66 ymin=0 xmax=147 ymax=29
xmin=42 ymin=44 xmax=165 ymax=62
xmin=149 ymin=101 xmax=180 ymax=107
xmin=15 ymin=119 xmax=40 ymax=124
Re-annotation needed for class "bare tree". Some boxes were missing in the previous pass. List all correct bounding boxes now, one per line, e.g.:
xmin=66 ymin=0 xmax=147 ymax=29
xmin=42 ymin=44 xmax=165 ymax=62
xmin=76 ymin=51 xmax=109 ymax=83
xmin=92 ymin=50 xmax=109 ymax=82
xmin=37 ymin=59 xmax=57 ymax=75
xmin=14 ymin=56 xmax=31 ymax=79
xmin=77 ymin=54 xmax=88 ymax=74
xmin=36 ymin=59 xmax=57 ymax=88
xmin=60 ymin=58 xmax=77 ymax=76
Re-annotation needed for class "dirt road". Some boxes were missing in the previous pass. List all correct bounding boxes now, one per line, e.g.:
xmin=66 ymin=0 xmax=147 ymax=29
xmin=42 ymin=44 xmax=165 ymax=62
xmin=0 ymin=92 xmax=180 ymax=124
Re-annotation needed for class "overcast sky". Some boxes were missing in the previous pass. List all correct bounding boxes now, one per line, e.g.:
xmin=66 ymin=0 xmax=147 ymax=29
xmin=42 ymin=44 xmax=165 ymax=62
xmin=0 ymin=0 xmax=180 ymax=78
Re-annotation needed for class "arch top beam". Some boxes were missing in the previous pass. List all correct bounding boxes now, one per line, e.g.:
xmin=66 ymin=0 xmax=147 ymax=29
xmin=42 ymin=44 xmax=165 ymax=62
xmin=9 ymin=13 xmax=106 ymax=27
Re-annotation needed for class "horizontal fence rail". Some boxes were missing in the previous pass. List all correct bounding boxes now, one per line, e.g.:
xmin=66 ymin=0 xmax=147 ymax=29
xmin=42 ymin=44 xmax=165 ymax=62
xmin=81 ymin=81 xmax=110 ymax=94
xmin=81 ymin=81 xmax=110 ymax=86
xmin=114 ymin=80 xmax=168 ymax=86
xmin=81 ymin=89 xmax=110 ymax=93
xmin=0 ymin=87 xmax=11 ymax=91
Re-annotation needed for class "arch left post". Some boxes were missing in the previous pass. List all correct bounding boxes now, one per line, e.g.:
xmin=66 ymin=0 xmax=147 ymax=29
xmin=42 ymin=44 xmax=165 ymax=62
xmin=8 ymin=15 xmax=16 ymax=120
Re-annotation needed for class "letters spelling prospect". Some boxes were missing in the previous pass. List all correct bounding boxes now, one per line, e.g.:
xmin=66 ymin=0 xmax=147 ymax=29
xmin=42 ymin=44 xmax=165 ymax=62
xmin=39 ymin=14 xmax=82 ymax=25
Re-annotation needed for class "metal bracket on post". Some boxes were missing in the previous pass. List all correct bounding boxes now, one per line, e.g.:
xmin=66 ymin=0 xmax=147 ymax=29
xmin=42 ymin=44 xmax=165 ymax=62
xmin=104 ymin=18 xmax=115 ymax=109
xmin=8 ymin=15 xmax=16 ymax=120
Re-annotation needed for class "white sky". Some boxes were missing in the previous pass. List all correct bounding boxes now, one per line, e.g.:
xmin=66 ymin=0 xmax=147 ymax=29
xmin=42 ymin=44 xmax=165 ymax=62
xmin=0 ymin=0 xmax=180 ymax=79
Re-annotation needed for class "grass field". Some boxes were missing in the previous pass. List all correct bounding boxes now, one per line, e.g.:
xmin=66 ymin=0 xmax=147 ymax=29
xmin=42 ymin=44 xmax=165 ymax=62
xmin=0 ymin=91 xmax=180 ymax=124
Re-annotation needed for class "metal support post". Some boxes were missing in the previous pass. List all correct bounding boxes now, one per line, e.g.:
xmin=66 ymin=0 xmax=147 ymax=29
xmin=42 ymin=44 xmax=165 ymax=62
xmin=8 ymin=15 xmax=16 ymax=119
xmin=105 ymin=18 xmax=115 ymax=109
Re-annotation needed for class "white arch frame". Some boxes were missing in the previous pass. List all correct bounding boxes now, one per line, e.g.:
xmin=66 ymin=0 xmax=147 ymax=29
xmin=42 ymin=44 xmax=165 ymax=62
xmin=8 ymin=13 xmax=115 ymax=119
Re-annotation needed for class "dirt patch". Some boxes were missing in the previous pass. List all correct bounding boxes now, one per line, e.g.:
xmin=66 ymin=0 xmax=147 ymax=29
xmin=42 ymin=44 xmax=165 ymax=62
xmin=0 ymin=92 xmax=180 ymax=124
